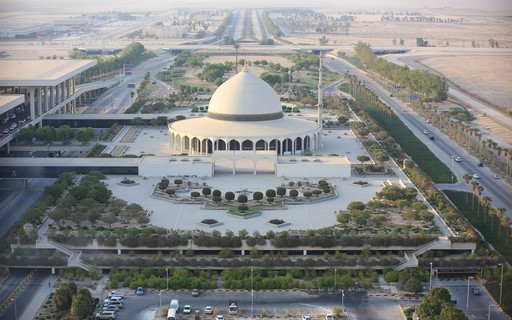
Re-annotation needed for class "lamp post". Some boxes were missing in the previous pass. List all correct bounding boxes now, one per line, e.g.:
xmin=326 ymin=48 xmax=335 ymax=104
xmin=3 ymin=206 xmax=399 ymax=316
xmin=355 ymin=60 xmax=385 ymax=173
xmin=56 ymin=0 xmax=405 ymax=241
xmin=166 ymin=268 xmax=169 ymax=290
xmin=251 ymin=268 xmax=254 ymax=317
xmin=334 ymin=268 xmax=337 ymax=292
xmin=429 ymin=262 xmax=433 ymax=291
xmin=499 ymin=263 xmax=504 ymax=306
xmin=488 ymin=304 xmax=494 ymax=320
xmin=450 ymin=155 xmax=455 ymax=184
xmin=341 ymin=289 xmax=345 ymax=316
xmin=47 ymin=143 xmax=50 ymax=157
xmin=466 ymin=276 xmax=474 ymax=310
xmin=159 ymin=290 xmax=162 ymax=310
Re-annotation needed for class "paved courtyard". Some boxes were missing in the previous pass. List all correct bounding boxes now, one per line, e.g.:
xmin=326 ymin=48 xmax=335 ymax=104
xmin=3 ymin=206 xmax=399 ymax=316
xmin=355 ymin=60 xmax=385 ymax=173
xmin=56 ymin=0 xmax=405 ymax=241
xmin=102 ymin=113 xmax=407 ymax=234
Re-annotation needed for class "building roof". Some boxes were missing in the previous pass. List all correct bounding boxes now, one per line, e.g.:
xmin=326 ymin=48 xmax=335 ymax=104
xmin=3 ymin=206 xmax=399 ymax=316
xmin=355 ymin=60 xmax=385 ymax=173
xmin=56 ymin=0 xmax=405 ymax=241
xmin=170 ymin=115 xmax=320 ymax=139
xmin=0 ymin=59 xmax=97 ymax=87
xmin=0 ymin=95 xmax=24 ymax=114
xmin=207 ymin=67 xmax=283 ymax=121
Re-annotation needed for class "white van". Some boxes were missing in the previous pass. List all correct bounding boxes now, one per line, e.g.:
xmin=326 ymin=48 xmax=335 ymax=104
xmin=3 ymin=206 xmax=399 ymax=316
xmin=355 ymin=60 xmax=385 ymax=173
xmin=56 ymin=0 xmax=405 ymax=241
xmin=169 ymin=299 xmax=179 ymax=311
xmin=167 ymin=308 xmax=177 ymax=320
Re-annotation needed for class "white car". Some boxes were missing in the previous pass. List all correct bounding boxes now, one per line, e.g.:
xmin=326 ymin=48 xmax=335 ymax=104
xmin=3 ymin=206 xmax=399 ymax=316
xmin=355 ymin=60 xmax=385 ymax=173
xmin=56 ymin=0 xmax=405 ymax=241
xmin=423 ymin=130 xmax=429 ymax=134
xmin=215 ymin=315 xmax=224 ymax=320
xmin=183 ymin=305 xmax=191 ymax=314
xmin=493 ymin=174 xmax=500 ymax=179
xmin=204 ymin=306 xmax=213 ymax=314
xmin=473 ymin=174 xmax=480 ymax=179
xmin=326 ymin=314 xmax=334 ymax=320
xmin=454 ymin=157 xmax=462 ymax=162
xmin=302 ymin=317 xmax=312 ymax=320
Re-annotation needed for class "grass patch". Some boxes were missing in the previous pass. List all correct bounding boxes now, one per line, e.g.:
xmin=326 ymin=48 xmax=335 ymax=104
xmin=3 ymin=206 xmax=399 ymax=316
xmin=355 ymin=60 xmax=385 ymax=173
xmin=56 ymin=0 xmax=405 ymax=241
xmin=443 ymin=190 xmax=511 ymax=263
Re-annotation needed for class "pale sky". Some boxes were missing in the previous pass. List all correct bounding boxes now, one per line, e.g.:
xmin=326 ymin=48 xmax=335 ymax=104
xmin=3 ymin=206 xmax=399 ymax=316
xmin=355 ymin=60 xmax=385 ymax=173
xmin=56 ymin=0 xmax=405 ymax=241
xmin=0 ymin=0 xmax=511 ymax=12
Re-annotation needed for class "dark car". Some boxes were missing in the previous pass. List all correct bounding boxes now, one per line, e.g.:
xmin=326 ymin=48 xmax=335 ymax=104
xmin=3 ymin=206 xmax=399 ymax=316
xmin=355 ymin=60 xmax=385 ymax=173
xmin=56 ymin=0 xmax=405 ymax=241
xmin=477 ymin=162 xmax=484 ymax=167
xmin=472 ymin=287 xmax=481 ymax=295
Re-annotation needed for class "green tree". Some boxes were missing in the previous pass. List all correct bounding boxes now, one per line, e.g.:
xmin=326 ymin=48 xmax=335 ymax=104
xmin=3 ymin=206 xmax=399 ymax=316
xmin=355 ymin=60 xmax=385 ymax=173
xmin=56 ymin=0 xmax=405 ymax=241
xmin=265 ymin=189 xmax=276 ymax=198
xmin=52 ymin=282 xmax=77 ymax=312
xmin=202 ymin=187 xmax=211 ymax=197
xmin=36 ymin=125 xmax=56 ymax=143
xmin=70 ymin=288 xmax=93 ymax=319
xmin=225 ymin=191 xmax=235 ymax=202
xmin=75 ymin=127 xmax=94 ymax=144
xmin=336 ymin=212 xmax=351 ymax=226
xmin=347 ymin=201 xmax=366 ymax=211
xmin=404 ymin=277 xmax=423 ymax=293
xmin=357 ymin=155 xmax=370 ymax=165
xmin=57 ymin=125 xmax=74 ymax=143
xmin=237 ymin=194 xmax=248 ymax=203
xmin=253 ymin=191 xmax=263 ymax=202
xmin=276 ymin=187 xmax=286 ymax=197
xmin=16 ymin=124 xmax=37 ymax=143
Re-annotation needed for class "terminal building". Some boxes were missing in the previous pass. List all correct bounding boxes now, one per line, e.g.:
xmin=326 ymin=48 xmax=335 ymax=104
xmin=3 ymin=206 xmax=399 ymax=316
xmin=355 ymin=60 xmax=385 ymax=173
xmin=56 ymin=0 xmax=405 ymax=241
xmin=0 ymin=59 xmax=97 ymax=150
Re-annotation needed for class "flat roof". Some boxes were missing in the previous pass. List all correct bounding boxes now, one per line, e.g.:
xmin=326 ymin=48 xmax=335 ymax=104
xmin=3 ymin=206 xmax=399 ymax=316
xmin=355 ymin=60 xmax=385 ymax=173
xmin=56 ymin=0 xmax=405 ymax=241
xmin=0 ymin=59 xmax=97 ymax=87
xmin=0 ymin=95 xmax=24 ymax=114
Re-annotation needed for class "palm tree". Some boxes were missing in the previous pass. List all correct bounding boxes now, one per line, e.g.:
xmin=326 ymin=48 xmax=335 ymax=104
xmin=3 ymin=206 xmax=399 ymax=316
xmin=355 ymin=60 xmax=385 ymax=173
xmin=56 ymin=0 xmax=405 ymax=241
xmin=481 ymin=196 xmax=492 ymax=221
xmin=470 ymin=180 xmax=479 ymax=210
xmin=497 ymin=208 xmax=507 ymax=238
xmin=502 ymin=216 xmax=511 ymax=246
xmin=463 ymin=173 xmax=472 ymax=205
xmin=476 ymin=185 xmax=484 ymax=219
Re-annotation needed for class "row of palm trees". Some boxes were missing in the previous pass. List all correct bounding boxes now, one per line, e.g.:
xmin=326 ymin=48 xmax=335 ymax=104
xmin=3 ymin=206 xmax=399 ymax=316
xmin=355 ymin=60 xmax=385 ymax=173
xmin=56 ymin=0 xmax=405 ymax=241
xmin=418 ymin=103 xmax=512 ymax=181
xmin=463 ymin=173 xmax=511 ymax=245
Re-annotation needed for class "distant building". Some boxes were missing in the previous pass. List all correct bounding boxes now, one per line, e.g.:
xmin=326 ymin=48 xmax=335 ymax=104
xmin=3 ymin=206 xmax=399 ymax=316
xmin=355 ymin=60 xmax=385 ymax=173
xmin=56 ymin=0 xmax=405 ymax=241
xmin=143 ymin=25 xmax=187 ymax=39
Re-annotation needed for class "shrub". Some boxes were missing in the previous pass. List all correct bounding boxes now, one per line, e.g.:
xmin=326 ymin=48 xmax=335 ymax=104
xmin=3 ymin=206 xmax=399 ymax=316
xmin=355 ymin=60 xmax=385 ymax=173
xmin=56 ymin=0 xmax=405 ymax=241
xmin=269 ymin=219 xmax=285 ymax=225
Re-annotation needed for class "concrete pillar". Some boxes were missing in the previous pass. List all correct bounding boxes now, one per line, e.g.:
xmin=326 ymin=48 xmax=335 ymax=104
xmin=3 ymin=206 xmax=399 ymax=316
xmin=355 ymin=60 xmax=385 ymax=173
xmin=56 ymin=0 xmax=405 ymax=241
xmin=117 ymin=249 xmax=122 ymax=255
xmin=29 ymin=88 xmax=35 ymax=120
xmin=303 ymin=249 xmax=307 ymax=256
xmin=52 ymin=267 xmax=56 ymax=275
xmin=241 ymin=249 xmax=245 ymax=256
xmin=44 ymin=87 xmax=49 ymax=113
xmin=50 ymin=86 xmax=55 ymax=111
xmin=35 ymin=88 xmax=41 ymax=116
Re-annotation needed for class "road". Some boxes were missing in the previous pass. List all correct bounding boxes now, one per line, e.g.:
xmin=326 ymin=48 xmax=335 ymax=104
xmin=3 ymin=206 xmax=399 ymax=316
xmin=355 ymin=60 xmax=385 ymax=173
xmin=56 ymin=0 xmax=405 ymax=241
xmin=326 ymin=56 xmax=512 ymax=217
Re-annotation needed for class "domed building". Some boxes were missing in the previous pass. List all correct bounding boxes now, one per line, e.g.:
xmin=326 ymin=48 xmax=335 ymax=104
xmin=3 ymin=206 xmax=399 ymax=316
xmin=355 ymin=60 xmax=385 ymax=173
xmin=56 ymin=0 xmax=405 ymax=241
xmin=168 ymin=67 xmax=322 ymax=157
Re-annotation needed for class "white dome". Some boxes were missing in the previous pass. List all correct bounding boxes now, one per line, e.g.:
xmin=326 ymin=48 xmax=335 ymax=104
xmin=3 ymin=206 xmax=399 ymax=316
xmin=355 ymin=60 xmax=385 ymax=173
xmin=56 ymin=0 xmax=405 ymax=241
xmin=207 ymin=67 xmax=283 ymax=121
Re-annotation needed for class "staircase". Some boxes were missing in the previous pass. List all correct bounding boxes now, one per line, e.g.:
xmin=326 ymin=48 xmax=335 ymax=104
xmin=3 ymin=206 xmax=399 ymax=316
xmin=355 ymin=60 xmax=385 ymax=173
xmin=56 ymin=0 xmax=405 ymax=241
xmin=36 ymin=239 xmax=95 ymax=273
xmin=394 ymin=237 xmax=452 ymax=271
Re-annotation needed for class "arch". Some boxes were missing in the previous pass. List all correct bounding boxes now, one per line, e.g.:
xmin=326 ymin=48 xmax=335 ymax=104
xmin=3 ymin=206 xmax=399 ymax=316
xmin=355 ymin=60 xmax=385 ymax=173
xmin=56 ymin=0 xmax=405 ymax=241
xmin=255 ymin=157 xmax=275 ymax=174
xmin=269 ymin=139 xmax=280 ymax=154
xmin=191 ymin=137 xmax=201 ymax=154
xmin=229 ymin=139 xmax=240 ymax=151
xmin=235 ymin=157 xmax=254 ymax=174
xmin=255 ymin=139 xmax=267 ymax=150
xmin=215 ymin=139 xmax=227 ymax=151
xmin=182 ymin=136 xmax=190 ymax=154
xmin=283 ymin=138 xmax=293 ymax=154
xmin=213 ymin=157 xmax=235 ymax=174
xmin=295 ymin=137 xmax=303 ymax=153
xmin=202 ymin=138 xmax=213 ymax=154
xmin=304 ymin=135 xmax=311 ymax=152
xmin=242 ymin=139 xmax=253 ymax=151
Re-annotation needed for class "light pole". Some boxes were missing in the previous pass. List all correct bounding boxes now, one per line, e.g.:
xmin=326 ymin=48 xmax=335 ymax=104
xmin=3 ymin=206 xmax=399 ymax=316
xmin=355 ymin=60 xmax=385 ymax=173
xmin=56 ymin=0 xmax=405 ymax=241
xmin=166 ymin=268 xmax=169 ymax=290
xmin=341 ymin=289 xmax=345 ymax=316
xmin=47 ymin=143 xmax=50 ymax=157
xmin=488 ymin=304 xmax=494 ymax=320
xmin=429 ymin=262 xmax=433 ymax=290
xmin=450 ymin=155 xmax=455 ymax=183
xmin=499 ymin=263 xmax=504 ymax=306
xmin=466 ymin=276 xmax=474 ymax=310
xmin=334 ymin=268 xmax=337 ymax=292
xmin=251 ymin=268 xmax=254 ymax=317
xmin=159 ymin=290 xmax=162 ymax=310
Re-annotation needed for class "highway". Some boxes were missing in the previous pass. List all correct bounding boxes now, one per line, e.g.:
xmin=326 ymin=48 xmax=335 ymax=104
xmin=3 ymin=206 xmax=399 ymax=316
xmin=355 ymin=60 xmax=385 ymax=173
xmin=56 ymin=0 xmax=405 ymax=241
xmin=325 ymin=56 xmax=512 ymax=217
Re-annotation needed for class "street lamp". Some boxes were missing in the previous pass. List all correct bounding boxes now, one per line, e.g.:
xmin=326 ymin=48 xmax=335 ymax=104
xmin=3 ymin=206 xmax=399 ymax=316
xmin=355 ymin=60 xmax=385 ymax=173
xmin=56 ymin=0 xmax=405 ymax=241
xmin=488 ymin=304 xmax=494 ymax=320
xmin=159 ymin=290 xmax=162 ymax=310
xmin=450 ymin=155 xmax=455 ymax=184
xmin=499 ymin=263 xmax=504 ymax=306
xmin=166 ymin=268 xmax=169 ymax=290
xmin=47 ymin=143 xmax=50 ymax=158
xmin=251 ymin=268 xmax=254 ymax=317
xmin=466 ymin=276 xmax=474 ymax=310
xmin=341 ymin=289 xmax=345 ymax=316
xmin=429 ymin=262 xmax=433 ymax=291
xmin=334 ymin=268 xmax=337 ymax=292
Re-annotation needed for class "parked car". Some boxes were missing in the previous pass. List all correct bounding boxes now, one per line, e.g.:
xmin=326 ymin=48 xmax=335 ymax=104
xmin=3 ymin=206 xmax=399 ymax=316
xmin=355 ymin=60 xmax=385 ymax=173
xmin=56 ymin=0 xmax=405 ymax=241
xmin=302 ymin=316 xmax=312 ymax=320
xmin=215 ymin=315 xmax=225 ymax=320
xmin=472 ymin=287 xmax=481 ymax=295
xmin=183 ymin=305 xmax=191 ymax=314
xmin=326 ymin=314 xmax=334 ymax=320
xmin=95 ymin=310 xmax=116 ymax=319
xmin=204 ymin=306 xmax=213 ymax=314
xmin=136 ymin=286 xmax=144 ymax=295
xmin=103 ymin=305 xmax=120 ymax=313
xmin=192 ymin=288 xmax=200 ymax=297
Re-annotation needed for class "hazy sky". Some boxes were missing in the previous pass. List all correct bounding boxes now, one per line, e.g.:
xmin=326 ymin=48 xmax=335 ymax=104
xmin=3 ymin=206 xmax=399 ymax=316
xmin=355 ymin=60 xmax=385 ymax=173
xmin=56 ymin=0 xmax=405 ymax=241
xmin=0 ymin=0 xmax=511 ymax=12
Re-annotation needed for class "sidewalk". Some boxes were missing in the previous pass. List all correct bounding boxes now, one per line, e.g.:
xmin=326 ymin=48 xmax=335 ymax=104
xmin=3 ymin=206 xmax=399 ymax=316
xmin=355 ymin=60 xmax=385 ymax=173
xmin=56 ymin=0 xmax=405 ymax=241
xmin=19 ymin=275 xmax=58 ymax=320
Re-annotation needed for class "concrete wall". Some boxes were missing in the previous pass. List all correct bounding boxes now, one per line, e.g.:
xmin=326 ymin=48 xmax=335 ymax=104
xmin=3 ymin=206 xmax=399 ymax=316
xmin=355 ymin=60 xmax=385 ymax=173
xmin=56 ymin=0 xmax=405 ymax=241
xmin=139 ymin=159 xmax=212 ymax=177
xmin=276 ymin=162 xmax=351 ymax=178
